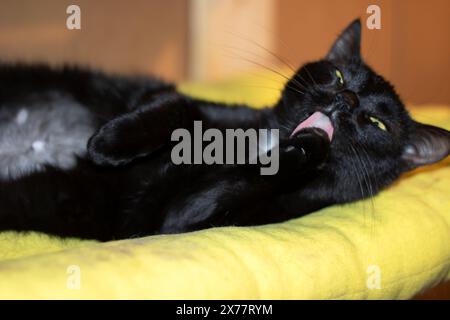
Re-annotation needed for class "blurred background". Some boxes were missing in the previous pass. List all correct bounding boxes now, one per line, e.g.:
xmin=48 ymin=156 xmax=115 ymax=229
xmin=0 ymin=0 xmax=448 ymax=104
xmin=0 ymin=0 xmax=448 ymax=299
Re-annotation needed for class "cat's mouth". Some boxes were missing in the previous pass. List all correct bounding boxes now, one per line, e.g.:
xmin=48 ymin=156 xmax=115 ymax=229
xmin=291 ymin=112 xmax=334 ymax=141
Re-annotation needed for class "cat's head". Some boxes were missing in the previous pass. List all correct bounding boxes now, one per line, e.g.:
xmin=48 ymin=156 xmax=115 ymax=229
xmin=276 ymin=19 xmax=450 ymax=202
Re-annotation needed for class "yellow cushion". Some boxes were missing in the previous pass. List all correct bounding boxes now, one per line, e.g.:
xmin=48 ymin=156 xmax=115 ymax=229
xmin=0 ymin=73 xmax=449 ymax=299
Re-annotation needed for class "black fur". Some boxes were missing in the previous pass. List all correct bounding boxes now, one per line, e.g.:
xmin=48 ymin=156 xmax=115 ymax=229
xmin=0 ymin=19 xmax=449 ymax=240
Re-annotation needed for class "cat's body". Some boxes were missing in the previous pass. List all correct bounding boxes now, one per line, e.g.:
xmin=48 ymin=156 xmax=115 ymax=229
xmin=0 ymin=65 xmax=319 ymax=240
xmin=0 ymin=20 xmax=449 ymax=240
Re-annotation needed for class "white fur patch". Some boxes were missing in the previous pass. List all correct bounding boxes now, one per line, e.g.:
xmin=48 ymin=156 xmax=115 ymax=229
xmin=15 ymin=109 xmax=28 ymax=125
xmin=32 ymin=140 xmax=46 ymax=152
xmin=0 ymin=93 xmax=96 ymax=179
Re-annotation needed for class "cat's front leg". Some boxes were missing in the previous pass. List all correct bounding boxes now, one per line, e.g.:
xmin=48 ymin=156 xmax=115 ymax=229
xmin=87 ymin=92 xmax=264 ymax=167
xmin=87 ymin=92 xmax=189 ymax=166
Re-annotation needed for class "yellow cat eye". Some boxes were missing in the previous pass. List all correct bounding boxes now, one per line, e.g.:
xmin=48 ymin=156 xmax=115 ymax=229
xmin=335 ymin=69 xmax=344 ymax=84
xmin=369 ymin=116 xmax=387 ymax=131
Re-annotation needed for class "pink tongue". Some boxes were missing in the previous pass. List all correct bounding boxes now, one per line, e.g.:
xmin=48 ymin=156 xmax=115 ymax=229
xmin=291 ymin=111 xmax=334 ymax=141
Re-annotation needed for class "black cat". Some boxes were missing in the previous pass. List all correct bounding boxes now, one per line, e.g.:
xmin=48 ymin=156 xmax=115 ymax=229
xmin=0 ymin=19 xmax=448 ymax=240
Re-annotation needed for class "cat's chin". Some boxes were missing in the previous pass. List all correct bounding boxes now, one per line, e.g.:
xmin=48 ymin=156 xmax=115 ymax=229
xmin=291 ymin=111 xmax=334 ymax=141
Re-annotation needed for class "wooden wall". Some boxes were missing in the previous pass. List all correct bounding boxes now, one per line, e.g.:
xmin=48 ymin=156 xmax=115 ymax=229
xmin=0 ymin=0 xmax=448 ymax=103
xmin=187 ymin=0 xmax=276 ymax=81
xmin=0 ymin=0 xmax=189 ymax=80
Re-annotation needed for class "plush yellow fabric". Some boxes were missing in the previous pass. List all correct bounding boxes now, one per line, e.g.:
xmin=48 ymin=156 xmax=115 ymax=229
xmin=0 ymin=73 xmax=449 ymax=299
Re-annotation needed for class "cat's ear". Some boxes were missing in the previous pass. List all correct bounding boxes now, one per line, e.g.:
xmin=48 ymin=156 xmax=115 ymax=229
xmin=326 ymin=19 xmax=361 ymax=62
xmin=402 ymin=121 xmax=450 ymax=170
xmin=87 ymin=93 xmax=185 ymax=166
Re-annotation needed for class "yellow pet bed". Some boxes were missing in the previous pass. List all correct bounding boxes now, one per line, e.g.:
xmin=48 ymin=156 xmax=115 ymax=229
xmin=0 ymin=73 xmax=449 ymax=299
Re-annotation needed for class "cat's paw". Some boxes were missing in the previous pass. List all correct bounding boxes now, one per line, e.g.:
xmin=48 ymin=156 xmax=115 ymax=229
xmin=88 ymin=93 xmax=185 ymax=166
xmin=289 ymin=127 xmax=331 ymax=165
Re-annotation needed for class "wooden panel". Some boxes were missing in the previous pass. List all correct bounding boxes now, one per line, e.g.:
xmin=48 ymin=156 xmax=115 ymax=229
xmin=188 ymin=0 xmax=276 ymax=81
xmin=0 ymin=0 xmax=189 ymax=81
xmin=390 ymin=0 xmax=450 ymax=104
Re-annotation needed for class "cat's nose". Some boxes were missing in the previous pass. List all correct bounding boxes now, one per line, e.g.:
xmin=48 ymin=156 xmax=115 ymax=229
xmin=331 ymin=90 xmax=359 ymax=112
